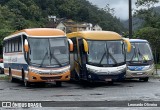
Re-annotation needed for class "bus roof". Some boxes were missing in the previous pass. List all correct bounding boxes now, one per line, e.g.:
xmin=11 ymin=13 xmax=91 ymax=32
xmin=129 ymin=39 xmax=148 ymax=43
xmin=4 ymin=28 xmax=65 ymax=40
xmin=67 ymin=31 xmax=122 ymax=40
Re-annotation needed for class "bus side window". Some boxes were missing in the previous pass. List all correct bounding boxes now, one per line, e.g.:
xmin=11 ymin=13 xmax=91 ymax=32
xmin=18 ymin=36 xmax=22 ymax=52
xmin=15 ymin=39 xmax=19 ymax=52
xmin=8 ymin=40 xmax=11 ymax=53
xmin=3 ymin=42 xmax=6 ymax=53
xmin=12 ymin=39 xmax=15 ymax=52
xmin=6 ymin=41 xmax=8 ymax=53
xmin=3 ymin=43 xmax=5 ymax=53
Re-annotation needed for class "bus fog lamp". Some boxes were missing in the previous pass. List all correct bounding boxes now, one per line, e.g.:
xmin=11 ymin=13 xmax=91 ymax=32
xmin=32 ymin=76 xmax=37 ymax=80
xmin=88 ymin=75 xmax=91 ymax=78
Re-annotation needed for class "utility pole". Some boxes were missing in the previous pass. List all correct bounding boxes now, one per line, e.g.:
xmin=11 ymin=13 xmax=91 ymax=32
xmin=129 ymin=0 xmax=132 ymax=38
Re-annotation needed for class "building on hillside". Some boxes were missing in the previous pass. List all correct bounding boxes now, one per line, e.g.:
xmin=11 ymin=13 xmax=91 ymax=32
xmin=46 ymin=16 xmax=102 ymax=33
xmin=56 ymin=19 xmax=102 ymax=33
xmin=92 ymin=24 xmax=102 ymax=31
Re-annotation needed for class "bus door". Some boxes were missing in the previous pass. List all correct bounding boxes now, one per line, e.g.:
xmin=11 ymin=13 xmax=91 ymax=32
xmin=70 ymin=38 xmax=80 ymax=80
xmin=77 ymin=38 xmax=88 ymax=80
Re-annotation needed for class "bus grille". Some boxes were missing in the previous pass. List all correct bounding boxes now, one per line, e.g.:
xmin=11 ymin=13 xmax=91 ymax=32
xmin=40 ymin=76 xmax=62 ymax=80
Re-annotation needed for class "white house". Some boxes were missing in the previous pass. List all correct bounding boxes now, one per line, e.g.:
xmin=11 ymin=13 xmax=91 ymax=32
xmin=56 ymin=19 xmax=102 ymax=33
xmin=92 ymin=24 xmax=102 ymax=31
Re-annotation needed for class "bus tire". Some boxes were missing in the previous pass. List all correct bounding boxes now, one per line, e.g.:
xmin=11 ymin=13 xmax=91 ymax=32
xmin=56 ymin=81 xmax=62 ymax=87
xmin=24 ymin=79 xmax=31 ymax=87
xmin=108 ymin=81 xmax=114 ymax=85
xmin=22 ymin=70 xmax=31 ymax=87
xmin=141 ymin=77 xmax=149 ymax=82
xmin=9 ymin=69 xmax=15 ymax=82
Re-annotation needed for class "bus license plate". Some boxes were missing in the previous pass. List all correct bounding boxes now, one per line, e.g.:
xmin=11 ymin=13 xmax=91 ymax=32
xmin=47 ymin=79 xmax=54 ymax=82
xmin=105 ymin=79 xmax=112 ymax=81
xmin=137 ymin=73 xmax=143 ymax=75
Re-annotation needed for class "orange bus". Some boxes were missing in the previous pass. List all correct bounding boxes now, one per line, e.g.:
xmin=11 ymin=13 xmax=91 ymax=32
xmin=3 ymin=28 xmax=73 ymax=87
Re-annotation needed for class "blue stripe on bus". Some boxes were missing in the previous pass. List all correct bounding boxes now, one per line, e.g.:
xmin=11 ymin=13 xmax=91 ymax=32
xmin=4 ymin=63 xmax=28 ymax=71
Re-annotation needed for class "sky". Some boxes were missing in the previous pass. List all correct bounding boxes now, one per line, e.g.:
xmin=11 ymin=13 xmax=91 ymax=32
xmin=87 ymin=0 xmax=160 ymax=20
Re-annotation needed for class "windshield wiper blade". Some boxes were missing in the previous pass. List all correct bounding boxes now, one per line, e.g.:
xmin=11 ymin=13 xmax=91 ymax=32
xmin=108 ymin=51 xmax=117 ymax=64
xmin=99 ymin=43 xmax=117 ymax=65
xmin=50 ymin=53 xmax=63 ymax=67
xmin=40 ymin=50 xmax=48 ymax=67
xmin=99 ymin=51 xmax=107 ymax=64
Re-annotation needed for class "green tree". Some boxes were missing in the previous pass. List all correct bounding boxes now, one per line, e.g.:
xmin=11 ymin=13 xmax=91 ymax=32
xmin=134 ymin=0 xmax=160 ymax=62
xmin=135 ymin=0 xmax=160 ymax=28
xmin=134 ymin=27 xmax=160 ymax=63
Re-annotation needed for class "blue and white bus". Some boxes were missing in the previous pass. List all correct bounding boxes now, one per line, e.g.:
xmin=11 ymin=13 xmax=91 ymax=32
xmin=126 ymin=39 xmax=155 ymax=81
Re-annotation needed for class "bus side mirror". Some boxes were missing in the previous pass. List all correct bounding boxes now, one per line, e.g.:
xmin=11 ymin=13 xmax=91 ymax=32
xmin=123 ymin=38 xmax=131 ymax=52
xmin=83 ymin=39 xmax=88 ymax=52
xmin=68 ymin=39 xmax=73 ymax=52
xmin=24 ymin=39 xmax=29 ymax=52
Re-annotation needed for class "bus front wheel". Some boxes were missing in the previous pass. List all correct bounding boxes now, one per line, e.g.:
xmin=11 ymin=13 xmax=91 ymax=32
xmin=140 ymin=77 xmax=149 ymax=82
xmin=22 ymin=70 xmax=30 ymax=87
xmin=9 ymin=69 xmax=16 ymax=82
xmin=24 ymin=80 xmax=31 ymax=87
xmin=56 ymin=81 xmax=62 ymax=87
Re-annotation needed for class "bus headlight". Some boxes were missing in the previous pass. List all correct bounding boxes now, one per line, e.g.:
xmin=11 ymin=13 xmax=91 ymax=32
xmin=87 ymin=68 xmax=99 ymax=73
xmin=30 ymin=68 xmax=41 ymax=74
xmin=142 ymin=64 xmax=154 ymax=71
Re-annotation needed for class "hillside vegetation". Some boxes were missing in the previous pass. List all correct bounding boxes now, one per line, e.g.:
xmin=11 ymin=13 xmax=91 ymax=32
xmin=0 ymin=0 xmax=126 ymax=41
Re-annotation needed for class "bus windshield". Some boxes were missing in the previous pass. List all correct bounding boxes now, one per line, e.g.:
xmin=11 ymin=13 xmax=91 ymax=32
xmin=87 ymin=40 xmax=125 ymax=65
xmin=126 ymin=42 xmax=153 ymax=62
xmin=28 ymin=37 xmax=69 ymax=67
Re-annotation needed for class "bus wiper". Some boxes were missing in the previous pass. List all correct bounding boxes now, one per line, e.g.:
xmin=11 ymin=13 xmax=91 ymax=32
xmin=99 ymin=44 xmax=117 ymax=64
xmin=108 ymin=51 xmax=117 ymax=64
xmin=40 ymin=50 xmax=48 ymax=67
xmin=50 ymin=52 xmax=62 ymax=67
xmin=99 ymin=51 xmax=107 ymax=64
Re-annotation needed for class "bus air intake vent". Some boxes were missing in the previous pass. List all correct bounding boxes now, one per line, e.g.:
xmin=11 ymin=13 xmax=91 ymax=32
xmin=40 ymin=76 xmax=62 ymax=80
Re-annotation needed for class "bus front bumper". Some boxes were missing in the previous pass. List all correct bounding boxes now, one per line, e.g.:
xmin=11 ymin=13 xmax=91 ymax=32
xmin=125 ymin=67 xmax=155 ymax=79
xmin=27 ymin=70 xmax=70 ymax=82
xmin=87 ymin=71 xmax=126 ymax=82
